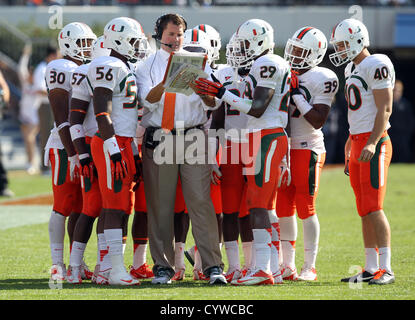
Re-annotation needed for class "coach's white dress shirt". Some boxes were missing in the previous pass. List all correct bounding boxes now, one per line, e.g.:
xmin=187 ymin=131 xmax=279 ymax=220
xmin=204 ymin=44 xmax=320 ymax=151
xmin=136 ymin=48 xmax=214 ymax=129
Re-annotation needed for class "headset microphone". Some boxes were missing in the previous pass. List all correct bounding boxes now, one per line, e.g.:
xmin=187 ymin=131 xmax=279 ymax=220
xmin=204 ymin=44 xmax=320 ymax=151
xmin=152 ymin=35 xmax=173 ymax=48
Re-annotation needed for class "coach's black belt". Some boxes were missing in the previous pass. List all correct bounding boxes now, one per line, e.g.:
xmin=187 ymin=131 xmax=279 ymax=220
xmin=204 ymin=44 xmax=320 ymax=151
xmin=144 ymin=125 xmax=204 ymax=150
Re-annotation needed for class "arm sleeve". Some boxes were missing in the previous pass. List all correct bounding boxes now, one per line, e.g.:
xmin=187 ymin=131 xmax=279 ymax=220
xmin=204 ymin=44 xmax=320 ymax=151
xmin=135 ymin=57 xmax=163 ymax=112
xmin=368 ymin=57 xmax=395 ymax=90
xmin=87 ymin=63 xmax=118 ymax=92
xmin=250 ymin=58 xmax=279 ymax=90
xmin=312 ymin=73 xmax=339 ymax=106
xmin=71 ymin=71 xmax=91 ymax=102
xmin=45 ymin=66 xmax=72 ymax=92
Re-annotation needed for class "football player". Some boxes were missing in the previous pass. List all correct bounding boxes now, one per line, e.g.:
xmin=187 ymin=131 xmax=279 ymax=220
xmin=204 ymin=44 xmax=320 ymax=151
xmin=277 ymin=27 xmax=338 ymax=281
xmin=196 ymin=19 xmax=291 ymax=285
xmin=330 ymin=19 xmax=395 ymax=285
xmin=88 ymin=17 xmax=147 ymax=286
xmin=194 ymin=24 xmax=223 ymax=71
xmin=208 ymin=32 xmax=253 ymax=283
xmin=130 ymin=48 xmax=155 ymax=281
xmin=45 ymin=22 xmax=96 ymax=282
xmin=66 ymin=36 xmax=108 ymax=284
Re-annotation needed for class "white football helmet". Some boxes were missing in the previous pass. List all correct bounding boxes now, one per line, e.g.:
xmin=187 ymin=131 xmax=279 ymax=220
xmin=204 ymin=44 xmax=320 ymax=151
xmin=226 ymin=19 xmax=274 ymax=68
xmin=58 ymin=22 xmax=97 ymax=63
xmin=91 ymin=36 xmax=111 ymax=60
xmin=195 ymin=24 xmax=222 ymax=61
xmin=104 ymin=17 xmax=148 ymax=63
xmin=329 ymin=18 xmax=370 ymax=67
xmin=284 ymin=27 xmax=327 ymax=70
xmin=183 ymin=29 xmax=212 ymax=62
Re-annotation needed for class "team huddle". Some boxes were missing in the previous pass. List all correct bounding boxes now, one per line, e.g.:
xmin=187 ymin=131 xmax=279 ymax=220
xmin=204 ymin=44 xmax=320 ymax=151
xmin=45 ymin=13 xmax=395 ymax=287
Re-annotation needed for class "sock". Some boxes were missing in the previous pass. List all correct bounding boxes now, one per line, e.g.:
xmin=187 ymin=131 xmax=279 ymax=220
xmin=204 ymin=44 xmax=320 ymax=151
xmin=98 ymin=233 xmax=111 ymax=272
xmin=49 ymin=211 xmax=66 ymax=265
xmin=133 ymin=243 xmax=147 ymax=269
xmin=224 ymin=240 xmax=240 ymax=271
xmin=365 ymin=248 xmax=379 ymax=274
xmin=279 ymin=216 xmax=297 ymax=269
xmin=268 ymin=210 xmax=281 ymax=275
xmin=242 ymin=241 xmax=252 ymax=269
xmin=378 ymin=247 xmax=392 ymax=273
xmin=69 ymin=241 xmax=86 ymax=267
xmin=104 ymin=229 xmax=124 ymax=272
xmin=252 ymin=229 xmax=271 ymax=273
xmin=302 ymin=215 xmax=320 ymax=269
xmin=174 ymin=242 xmax=186 ymax=270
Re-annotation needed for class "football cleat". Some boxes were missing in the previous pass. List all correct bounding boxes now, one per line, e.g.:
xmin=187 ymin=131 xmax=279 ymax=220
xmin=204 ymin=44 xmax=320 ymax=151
xmin=368 ymin=269 xmax=395 ymax=285
xmin=193 ymin=269 xmax=209 ymax=281
xmin=340 ymin=269 xmax=375 ymax=283
xmin=91 ymin=264 xmax=100 ymax=284
xmin=273 ymin=271 xmax=283 ymax=284
xmin=108 ymin=267 xmax=140 ymax=286
xmin=225 ymin=269 xmax=242 ymax=282
xmin=231 ymin=268 xmax=274 ymax=286
xmin=80 ymin=260 xmax=93 ymax=280
xmin=129 ymin=263 xmax=154 ymax=279
xmin=171 ymin=268 xmax=185 ymax=281
xmin=298 ymin=267 xmax=317 ymax=281
xmin=281 ymin=265 xmax=298 ymax=281
xmin=184 ymin=247 xmax=195 ymax=266
xmin=66 ymin=265 xmax=82 ymax=284
xmin=240 ymin=265 xmax=251 ymax=277
xmin=50 ymin=263 xmax=67 ymax=282
xmin=95 ymin=268 xmax=111 ymax=285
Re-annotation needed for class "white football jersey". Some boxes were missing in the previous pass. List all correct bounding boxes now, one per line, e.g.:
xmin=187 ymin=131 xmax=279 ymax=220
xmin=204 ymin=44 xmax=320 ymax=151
xmin=245 ymin=54 xmax=291 ymax=131
xmin=345 ymin=54 xmax=395 ymax=135
xmin=215 ymin=66 xmax=249 ymax=142
xmin=71 ymin=63 xmax=97 ymax=137
xmin=87 ymin=56 xmax=138 ymax=137
xmin=45 ymin=58 xmax=79 ymax=149
xmin=289 ymin=66 xmax=338 ymax=154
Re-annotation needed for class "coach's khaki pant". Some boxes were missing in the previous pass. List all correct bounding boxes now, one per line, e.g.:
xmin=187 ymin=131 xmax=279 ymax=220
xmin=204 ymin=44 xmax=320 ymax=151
xmin=142 ymin=129 xmax=223 ymax=275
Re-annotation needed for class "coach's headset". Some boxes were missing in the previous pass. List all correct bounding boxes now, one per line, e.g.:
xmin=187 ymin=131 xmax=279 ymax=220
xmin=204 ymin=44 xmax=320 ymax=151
xmin=152 ymin=13 xmax=188 ymax=45
xmin=149 ymin=14 xmax=188 ymax=85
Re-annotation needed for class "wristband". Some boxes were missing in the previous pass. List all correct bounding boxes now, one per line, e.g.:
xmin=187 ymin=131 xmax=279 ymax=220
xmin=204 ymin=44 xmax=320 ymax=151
xmin=222 ymin=90 xmax=252 ymax=114
xmin=57 ymin=121 xmax=70 ymax=131
xmin=292 ymin=94 xmax=313 ymax=116
xmin=69 ymin=124 xmax=85 ymax=141
xmin=78 ymin=153 xmax=90 ymax=160
xmin=103 ymin=136 xmax=120 ymax=156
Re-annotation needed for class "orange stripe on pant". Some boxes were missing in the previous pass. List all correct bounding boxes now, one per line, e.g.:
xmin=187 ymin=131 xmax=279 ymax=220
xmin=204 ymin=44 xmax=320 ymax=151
xmin=276 ymin=149 xmax=325 ymax=220
xmin=245 ymin=128 xmax=287 ymax=210
xmin=91 ymin=135 xmax=135 ymax=214
xmin=349 ymin=131 xmax=392 ymax=217
xmin=49 ymin=148 xmax=83 ymax=217
xmin=81 ymin=136 xmax=102 ymax=218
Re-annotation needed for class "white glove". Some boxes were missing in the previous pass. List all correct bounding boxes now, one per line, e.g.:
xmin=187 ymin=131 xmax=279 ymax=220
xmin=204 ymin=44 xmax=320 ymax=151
xmin=278 ymin=155 xmax=291 ymax=189
xmin=68 ymin=154 xmax=80 ymax=182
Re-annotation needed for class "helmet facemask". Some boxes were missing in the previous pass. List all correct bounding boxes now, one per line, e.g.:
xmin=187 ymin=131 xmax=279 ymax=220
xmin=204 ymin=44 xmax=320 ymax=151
xmin=74 ymin=37 xmax=95 ymax=63
xmin=226 ymin=38 xmax=256 ymax=69
xmin=284 ymin=40 xmax=313 ymax=70
xmin=329 ymin=40 xmax=353 ymax=67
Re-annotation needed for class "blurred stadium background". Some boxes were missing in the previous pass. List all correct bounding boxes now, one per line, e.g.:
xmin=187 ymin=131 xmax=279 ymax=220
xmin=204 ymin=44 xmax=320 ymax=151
xmin=1 ymin=0 xmax=414 ymax=172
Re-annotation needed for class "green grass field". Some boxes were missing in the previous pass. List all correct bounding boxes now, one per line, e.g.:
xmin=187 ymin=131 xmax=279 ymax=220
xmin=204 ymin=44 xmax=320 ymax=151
xmin=0 ymin=164 xmax=414 ymax=300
